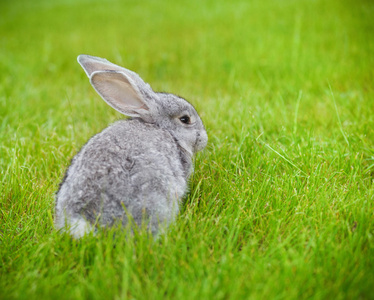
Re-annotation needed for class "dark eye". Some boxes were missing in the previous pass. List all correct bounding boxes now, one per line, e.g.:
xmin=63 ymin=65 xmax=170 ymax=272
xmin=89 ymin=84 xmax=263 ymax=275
xmin=179 ymin=115 xmax=191 ymax=124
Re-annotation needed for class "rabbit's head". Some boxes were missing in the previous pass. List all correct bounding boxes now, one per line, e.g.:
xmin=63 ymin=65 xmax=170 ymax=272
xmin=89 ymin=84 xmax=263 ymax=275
xmin=78 ymin=55 xmax=208 ymax=156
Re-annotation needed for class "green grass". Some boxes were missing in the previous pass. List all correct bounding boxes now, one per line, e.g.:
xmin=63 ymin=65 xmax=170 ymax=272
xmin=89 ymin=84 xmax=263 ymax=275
xmin=1 ymin=0 xmax=373 ymax=299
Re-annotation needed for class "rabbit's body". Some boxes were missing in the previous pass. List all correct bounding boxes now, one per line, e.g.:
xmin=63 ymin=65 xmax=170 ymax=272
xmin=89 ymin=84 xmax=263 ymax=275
xmin=56 ymin=119 xmax=191 ymax=236
xmin=55 ymin=55 xmax=207 ymax=238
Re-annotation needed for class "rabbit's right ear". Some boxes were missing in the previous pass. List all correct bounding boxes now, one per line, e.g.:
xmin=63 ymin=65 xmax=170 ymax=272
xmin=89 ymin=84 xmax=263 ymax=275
xmin=90 ymin=71 xmax=151 ymax=118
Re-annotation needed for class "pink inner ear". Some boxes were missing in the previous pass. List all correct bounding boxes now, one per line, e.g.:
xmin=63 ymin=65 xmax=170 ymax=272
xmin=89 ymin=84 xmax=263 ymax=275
xmin=91 ymin=71 xmax=149 ymax=116
xmin=101 ymin=77 xmax=143 ymax=107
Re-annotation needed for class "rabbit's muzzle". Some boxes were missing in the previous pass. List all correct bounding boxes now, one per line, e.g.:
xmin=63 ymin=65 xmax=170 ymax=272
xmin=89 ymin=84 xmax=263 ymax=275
xmin=194 ymin=131 xmax=208 ymax=153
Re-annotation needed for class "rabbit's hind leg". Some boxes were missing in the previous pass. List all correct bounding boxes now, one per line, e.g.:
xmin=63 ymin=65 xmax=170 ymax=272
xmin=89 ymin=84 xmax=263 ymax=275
xmin=66 ymin=216 xmax=94 ymax=239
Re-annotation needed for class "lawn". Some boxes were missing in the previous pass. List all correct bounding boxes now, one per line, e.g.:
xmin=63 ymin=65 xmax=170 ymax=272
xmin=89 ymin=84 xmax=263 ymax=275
xmin=1 ymin=0 xmax=373 ymax=299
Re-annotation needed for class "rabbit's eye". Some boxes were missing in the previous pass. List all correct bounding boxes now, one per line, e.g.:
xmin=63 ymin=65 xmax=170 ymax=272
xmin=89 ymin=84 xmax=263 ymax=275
xmin=179 ymin=115 xmax=191 ymax=124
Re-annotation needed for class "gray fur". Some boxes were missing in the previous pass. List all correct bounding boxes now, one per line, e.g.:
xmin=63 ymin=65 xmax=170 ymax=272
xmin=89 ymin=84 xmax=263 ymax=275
xmin=55 ymin=55 xmax=208 ymax=238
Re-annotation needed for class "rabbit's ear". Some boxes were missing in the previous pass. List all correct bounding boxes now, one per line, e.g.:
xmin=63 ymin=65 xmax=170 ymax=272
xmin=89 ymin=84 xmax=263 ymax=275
xmin=78 ymin=55 xmax=124 ymax=77
xmin=90 ymin=71 xmax=150 ymax=118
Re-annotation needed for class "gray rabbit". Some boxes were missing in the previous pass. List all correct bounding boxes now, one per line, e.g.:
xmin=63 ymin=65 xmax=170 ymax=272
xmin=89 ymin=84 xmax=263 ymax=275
xmin=55 ymin=55 xmax=208 ymax=238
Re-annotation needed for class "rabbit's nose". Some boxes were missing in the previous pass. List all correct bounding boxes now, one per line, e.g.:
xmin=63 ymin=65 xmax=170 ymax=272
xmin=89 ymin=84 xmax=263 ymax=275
xmin=194 ymin=131 xmax=208 ymax=152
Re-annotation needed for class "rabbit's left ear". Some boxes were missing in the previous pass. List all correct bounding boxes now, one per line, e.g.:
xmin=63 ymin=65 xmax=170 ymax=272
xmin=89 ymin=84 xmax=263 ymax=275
xmin=78 ymin=55 xmax=123 ymax=77
xmin=90 ymin=70 xmax=150 ymax=118
xmin=78 ymin=55 xmax=152 ymax=92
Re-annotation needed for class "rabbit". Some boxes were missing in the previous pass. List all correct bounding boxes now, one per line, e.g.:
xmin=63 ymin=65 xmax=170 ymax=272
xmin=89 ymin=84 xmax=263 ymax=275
xmin=55 ymin=55 xmax=208 ymax=238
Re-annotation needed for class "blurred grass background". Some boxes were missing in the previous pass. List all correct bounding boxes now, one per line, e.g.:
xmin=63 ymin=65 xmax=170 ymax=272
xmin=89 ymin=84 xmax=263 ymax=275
xmin=1 ymin=0 xmax=373 ymax=299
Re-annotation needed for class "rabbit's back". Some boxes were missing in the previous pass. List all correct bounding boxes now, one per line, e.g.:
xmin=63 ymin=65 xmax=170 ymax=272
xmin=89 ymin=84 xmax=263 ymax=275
xmin=55 ymin=119 xmax=191 ymax=235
